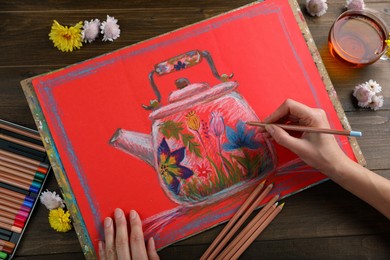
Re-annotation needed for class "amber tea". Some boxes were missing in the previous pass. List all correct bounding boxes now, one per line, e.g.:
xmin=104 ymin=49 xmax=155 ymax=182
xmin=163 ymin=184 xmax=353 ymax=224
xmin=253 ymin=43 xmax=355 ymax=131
xmin=329 ymin=9 xmax=388 ymax=67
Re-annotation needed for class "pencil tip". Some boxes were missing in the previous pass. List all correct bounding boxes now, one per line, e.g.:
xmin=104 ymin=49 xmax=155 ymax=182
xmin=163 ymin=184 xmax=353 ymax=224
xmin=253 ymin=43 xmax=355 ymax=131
xmin=279 ymin=202 xmax=285 ymax=208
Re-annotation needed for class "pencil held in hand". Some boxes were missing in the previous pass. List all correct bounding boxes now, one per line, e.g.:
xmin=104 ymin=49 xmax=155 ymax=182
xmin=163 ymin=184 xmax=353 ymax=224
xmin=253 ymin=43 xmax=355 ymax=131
xmin=246 ymin=122 xmax=362 ymax=137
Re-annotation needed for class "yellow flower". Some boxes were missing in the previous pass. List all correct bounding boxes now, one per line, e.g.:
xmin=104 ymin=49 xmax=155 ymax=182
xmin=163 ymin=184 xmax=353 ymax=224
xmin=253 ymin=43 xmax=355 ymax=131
xmin=386 ymin=33 xmax=390 ymax=57
xmin=186 ymin=111 xmax=200 ymax=131
xmin=49 ymin=20 xmax=83 ymax=52
xmin=48 ymin=208 xmax=72 ymax=232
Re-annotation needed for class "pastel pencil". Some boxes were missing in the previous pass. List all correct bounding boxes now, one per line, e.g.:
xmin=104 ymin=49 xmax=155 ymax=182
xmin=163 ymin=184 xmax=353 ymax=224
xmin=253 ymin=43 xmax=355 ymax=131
xmin=0 ymin=205 xmax=28 ymax=218
xmin=0 ymin=149 xmax=49 ymax=169
xmin=0 ymin=133 xmax=46 ymax=152
xmin=0 ymin=171 xmax=41 ymax=190
xmin=246 ymin=122 xmax=362 ymax=137
xmin=0 ymin=198 xmax=31 ymax=213
xmin=0 ymin=154 xmax=47 ymax=174
xmin=216 ymin=195 xmax=280 ymax=260
xmin=0 ymin=209 xmax=27 ymax=223
xmin=0 ymin=234 xmax=8 ymax=241
xmin=0 ymin=161 xmax=46 ymax=179
xmin=0 ymin=187 xmax=34 ymax=203
xmin=200 ymin=180 xmax=266 ymax=260
xmin=0 ymin=221 xmax=22 ymax=234
xmin=0 ymin=245 xmax=12 ymax=254
xmin=1 ymin=192 xmax=33 ymax=209
xmin=206 ymin=183 xmax=274 ymax=260
xmin=0 ymin=251 xmax=7 ymax=259
xmin=230 ymin=203 xmax=285 ymax=259
xmin=0 ymin=121 xmax=41 ymax=141
xmin=0 ymin=216 xmax=24 ymax=229
xmin=0 ymin=239 xmax=15 ymax=249
xmin=0 ymin=174 xmax=39 ymax=193
xmin=0 ymin=165 xmax=44 ymax=183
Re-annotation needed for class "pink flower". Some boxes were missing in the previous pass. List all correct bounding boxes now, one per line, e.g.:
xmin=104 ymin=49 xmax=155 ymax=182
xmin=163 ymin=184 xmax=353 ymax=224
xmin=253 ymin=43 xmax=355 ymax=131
xmin=369 ymin=95 xmax=384 ymax=111
xmin=306 ymin=0 xmax=328 ymax=17
xmin=210 ymin=111 xmax=225 ymax=137
xmin=353 ymin=84 xmax=374 ymax=107
xmin=346 ymin=0 xmax=365 ymax=10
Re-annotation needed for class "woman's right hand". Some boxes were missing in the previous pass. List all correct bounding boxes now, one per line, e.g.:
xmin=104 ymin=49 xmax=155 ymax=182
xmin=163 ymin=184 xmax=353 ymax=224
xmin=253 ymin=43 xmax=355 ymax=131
xmin=263 ymin=99 xmax=351 ymax=176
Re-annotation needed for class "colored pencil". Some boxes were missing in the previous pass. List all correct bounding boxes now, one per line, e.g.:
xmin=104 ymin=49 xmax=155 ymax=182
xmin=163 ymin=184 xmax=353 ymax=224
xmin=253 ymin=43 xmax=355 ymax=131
xmin=0 ymin=149 xmax=49 ymax=169
xmin=0 ymin=216 xmax=24 ymax=229
xmin=0 ymin=205 xmax=28 ymax=219
xmin=0 ymin=221 xmax=22 ymax=234
xmin=246 ymin=122 xmax=362 ymax=137
xmin=229 ymin=203 xmax=284 ymax=259
xmin=1 ymin=192 xmax=33 ymax=209
xmin=0 ymin=165 xmax=44 ymax=183
xmin=0 ymin=234 xmax=8 ymax=241
xmin=0 ymin=133 xmax=45 ymax=152
xmin=0 ymin=187 xmax=34 ymax=203
xmin=0 ymin=160 xmax=46 ymax=178
xmin=0 ymin=198 xmax=30 ymax=214
xmin=0 ymin=153 xmax=47 ymax=174
xmin=0 ymin=209 xmax=27 ymax=223
xmin=0 ymin=239 xmax=15 ymax=249
xmin=0 ymin=245 xmax=12 ymax=254
xmin=0 ymin=171 xmax=41 ymax=190
xmin=0 ymin=174 xmax=39 ymax=193
xmin=204 ymin=183 xmax=274 ymax=260
xmin=0 ymin=121 xmax=41 ymax=141
xmin=217 ymin=199 xmax=279 ymax=259
xmin=0 ymin=251 xmax=7 ymax=259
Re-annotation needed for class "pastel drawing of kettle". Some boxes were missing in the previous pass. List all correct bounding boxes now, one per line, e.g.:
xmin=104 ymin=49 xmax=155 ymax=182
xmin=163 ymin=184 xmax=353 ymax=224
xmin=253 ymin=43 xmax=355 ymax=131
xmin=109 ymin=50 xmax=277 ymax=205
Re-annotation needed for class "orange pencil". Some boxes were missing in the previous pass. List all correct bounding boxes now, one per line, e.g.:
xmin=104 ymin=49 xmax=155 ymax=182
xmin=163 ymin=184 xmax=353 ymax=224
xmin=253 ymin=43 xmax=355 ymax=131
xmin=0 ymin=133 xmax=45 ymax=152
xmin=0 ymin=154 xmax=47 ymax=174
xmin=0 ymin=121 xmax=41 ymax=141
xmin=0 ymin=239 xmax=15 ymax=249
xmin=0 ymin=221 xmax=22 ymax=233
xmin=0 ymin=149 xmax=49 ymax=169
xmin=0 ymin=244 xmax=13 ymax=254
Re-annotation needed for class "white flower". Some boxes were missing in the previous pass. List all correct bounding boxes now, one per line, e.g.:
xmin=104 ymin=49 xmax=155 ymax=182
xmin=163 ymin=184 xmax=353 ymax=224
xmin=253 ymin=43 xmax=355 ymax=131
xmin=369 ymin=95 xmax=384 ymax=111
xmin=40 ymin=190 xmax=65 ymax=210
xmin=82 ymin=19 xmax=101 ymax=43
xmin=100 ymin=15 xmax=120 ymax=42
xmin=353 ymin=84 xmax=375 ymax=107
xmin=306 ymin=0 xmax=328 ymax=17
xmin=346 ymin=0 xmax=365 ymax=10
xmin=366 ymin=79 xmax=382 ymax=94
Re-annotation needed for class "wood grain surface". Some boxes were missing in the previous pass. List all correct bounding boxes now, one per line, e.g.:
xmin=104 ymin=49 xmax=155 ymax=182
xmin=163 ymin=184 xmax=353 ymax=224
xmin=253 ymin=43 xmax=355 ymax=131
xmin=1 ymin=0 xmax=389 ymax=259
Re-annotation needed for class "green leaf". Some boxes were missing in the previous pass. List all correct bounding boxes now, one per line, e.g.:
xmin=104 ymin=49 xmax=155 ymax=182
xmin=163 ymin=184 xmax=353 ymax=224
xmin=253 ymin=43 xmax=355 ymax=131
xmin=182 ymin=133 xmax=202 ymax=157
xmin=159 ymin=120 xmax=183 ymax=140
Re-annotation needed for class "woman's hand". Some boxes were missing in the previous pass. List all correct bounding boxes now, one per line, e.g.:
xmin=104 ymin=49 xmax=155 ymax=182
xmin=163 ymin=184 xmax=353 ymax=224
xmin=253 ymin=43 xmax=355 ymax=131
xmin=99 ymin=208 xmax=159 ymax=260
xmin=263 ymin=99 xmax=351 ymax=176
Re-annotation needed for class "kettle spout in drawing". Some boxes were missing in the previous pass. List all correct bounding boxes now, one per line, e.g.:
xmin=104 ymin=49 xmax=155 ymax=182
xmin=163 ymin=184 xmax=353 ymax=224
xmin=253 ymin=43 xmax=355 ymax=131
xmin=109 ymin=129 xmax=155 ymax=167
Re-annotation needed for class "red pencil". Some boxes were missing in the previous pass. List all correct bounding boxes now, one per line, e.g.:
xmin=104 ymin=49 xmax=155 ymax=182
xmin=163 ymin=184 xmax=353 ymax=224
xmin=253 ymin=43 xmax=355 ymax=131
xmin=0 ymin=209 xmax=27 ymax=223
xmin=0 ymin=216 xmax=24 ymax=229
xmin=0 ymin=221 xmax=22 ymax=233
xmin=0 ymin=154 xmax=47 ymax=174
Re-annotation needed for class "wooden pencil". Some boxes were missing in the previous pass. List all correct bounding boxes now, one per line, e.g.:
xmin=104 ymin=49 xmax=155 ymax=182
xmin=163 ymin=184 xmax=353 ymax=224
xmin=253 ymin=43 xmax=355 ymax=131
xmin=216 ymin=195 xmax=279 ymax=260
xmin=0 ymin=149 xmax=49 ymax=169
xmin=246 ymin=122 xmax=362 ymax=137
xmin=0 ymin=239 xmax=15 ymax=249
xmin=0 ymin=198 xmax=31 ymax=213
xmin=0 ymin=133 xmax=46 ymax=152
xmin=1 ymin=192 xmax=33 ymax=209
xmin=0 ymin=205 xmax=28 ymax=218
xmin=0 ymin=209 xmax=27 ymax=223
xmin=0 ymin=187 xmax=34 ymax=203
xmin=0 ymin=164 xmax=44 ymax=182
xmin=0 ymin=216 xmax=24 ymax=229
xmin=0 ymin=154 xmax=47 ymax=174
xmin=0 ymin=121 xmax=41 ymax=141
xmin=0 ymin=174 xmax=39 ymax=193
xmin=0 ymin=221 xmax=22 ymax=234
xmin=229 ymin=203 xmax=285 ymax=260
xmin=0 ymin=171 xmax=41 ymax=189
xmin=0 ymin=245 xmax=13 ymax=254
xmin=200 ymin=180 xmax=266 ymax=260
xmin=205 ymin=183 xmax=274 ymax=260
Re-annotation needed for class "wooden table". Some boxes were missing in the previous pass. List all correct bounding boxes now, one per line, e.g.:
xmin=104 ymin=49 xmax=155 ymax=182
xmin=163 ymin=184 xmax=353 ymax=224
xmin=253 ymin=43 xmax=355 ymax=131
xmin=1 ymin=0 xmax=389 ymax=259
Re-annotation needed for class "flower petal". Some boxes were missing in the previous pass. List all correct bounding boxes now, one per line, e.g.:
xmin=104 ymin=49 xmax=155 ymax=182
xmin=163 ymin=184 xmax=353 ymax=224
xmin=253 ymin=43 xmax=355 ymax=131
xmin=177 ymin=165 xmax=194 ymax=179
xmin=162 ymin=172 xmax=181 ymax=195
xmin=170 ymin=147 xmax=185 ymax=163
xmin=222 ymin=142 xmax=240 ymax=151
xmin=225 ymin=125 xmax=239 ymax=144
xmin=158 ymin=138 xmax=171 ymax=163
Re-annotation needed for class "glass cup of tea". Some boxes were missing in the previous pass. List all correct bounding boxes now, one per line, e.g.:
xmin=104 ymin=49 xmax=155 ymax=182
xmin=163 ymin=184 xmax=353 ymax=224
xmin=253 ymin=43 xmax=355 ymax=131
xmin=328 ymin=9 xmax=389 ymax=67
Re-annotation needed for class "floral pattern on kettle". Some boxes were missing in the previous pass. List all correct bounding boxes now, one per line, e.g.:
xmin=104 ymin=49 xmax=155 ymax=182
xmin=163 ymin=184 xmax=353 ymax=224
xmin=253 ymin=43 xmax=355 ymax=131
xmin=158 ymin=111 xmax=274 ymax=201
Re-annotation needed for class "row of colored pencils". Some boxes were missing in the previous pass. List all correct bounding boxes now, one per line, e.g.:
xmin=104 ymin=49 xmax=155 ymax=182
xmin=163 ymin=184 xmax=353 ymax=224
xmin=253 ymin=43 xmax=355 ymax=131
xmin=0 ymin=120 xmax=49 ymax=259
xmin=200 ymin=181 xmax=284 ymax=260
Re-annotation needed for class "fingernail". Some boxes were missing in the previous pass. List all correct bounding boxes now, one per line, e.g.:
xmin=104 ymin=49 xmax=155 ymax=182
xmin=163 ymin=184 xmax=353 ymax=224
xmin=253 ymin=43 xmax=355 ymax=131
xmin=114 ymin=208 xmax=123 ymax=218
xmin=265 ymin=125 xmax=275 ymax=136
xmin=130 ymin=210 xmax=137 ymax=220
xmin=104 ymin=217 xmax=112 ymax=227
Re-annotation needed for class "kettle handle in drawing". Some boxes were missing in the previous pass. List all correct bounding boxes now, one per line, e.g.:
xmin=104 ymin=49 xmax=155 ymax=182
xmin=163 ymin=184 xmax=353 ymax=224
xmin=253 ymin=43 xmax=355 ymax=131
xmin=142 ymin=50 xmax=234 ymax=110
